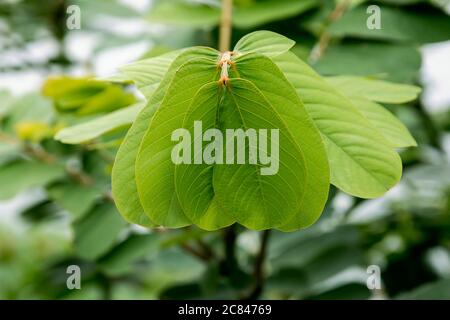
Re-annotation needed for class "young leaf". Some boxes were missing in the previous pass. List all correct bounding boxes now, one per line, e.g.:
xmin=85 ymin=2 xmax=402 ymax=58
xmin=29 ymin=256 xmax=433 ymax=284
xmin=326 ymin=76 xmax=421 ymax=104
xmin=274 ymin=51 xmax=402 ymax=198
xmin=112 ymin=47 xmax=219 ymax=228
xmin=233 ymin=53 xmax=330 ymax=230
xmin=234 ymin=30 xmax=295 ymax=58
xmin=55 ymin=102 xmax=145 ymax=144
xmin=135 ymin=58 xmax=220 ymax=227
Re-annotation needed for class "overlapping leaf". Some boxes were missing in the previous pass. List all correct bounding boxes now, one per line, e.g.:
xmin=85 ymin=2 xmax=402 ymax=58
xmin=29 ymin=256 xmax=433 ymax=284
xmin=110 ymin=31 xmax=416 ymax=231
xmin=135 ymin=58 xmax=220 ymax=227
xmin=274 ymin=51 xmax=402 ymax=198
xmin=112 ymin=47 xmax=219 ymax=227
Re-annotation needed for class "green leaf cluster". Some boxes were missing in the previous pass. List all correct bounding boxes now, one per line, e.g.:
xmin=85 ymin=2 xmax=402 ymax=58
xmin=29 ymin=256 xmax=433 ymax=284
xmin=111 ymin=31 xmax=419 ymax=231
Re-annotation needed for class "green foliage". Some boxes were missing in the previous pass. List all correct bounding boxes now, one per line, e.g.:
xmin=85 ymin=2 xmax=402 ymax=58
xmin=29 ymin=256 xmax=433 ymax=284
xmin=148 ymin=0 xmax=317 ymax=29
xmin=54 ymin=102 xmax=145 ymax=144
xmin=329 ymin=4 xmax=450 ymax=44
xmin=2 ymin=0 xmax=450 ymax=301
xmin=43 ymin=77 xmax=136 ymax=116
xmin=0 ymin=160 xmax=65 ymax=200
xmin=73 ymin=202 xmax=126 ymax=260
xmin=110 ymin=31 xmax=417 ymax=230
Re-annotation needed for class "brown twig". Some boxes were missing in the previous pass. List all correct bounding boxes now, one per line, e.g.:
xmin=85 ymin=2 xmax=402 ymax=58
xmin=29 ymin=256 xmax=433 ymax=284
xmin=219 ymin=0 xmax=233 ymax=52
xmin=309 ymin=0 xmax=350 ymax=63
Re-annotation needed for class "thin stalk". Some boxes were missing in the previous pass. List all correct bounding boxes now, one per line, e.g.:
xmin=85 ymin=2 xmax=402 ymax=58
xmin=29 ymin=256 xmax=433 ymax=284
xmin=244 ymin=229 xmax=271 ymax=299
xmin=219 ymin=0 xmax=233 ymax=52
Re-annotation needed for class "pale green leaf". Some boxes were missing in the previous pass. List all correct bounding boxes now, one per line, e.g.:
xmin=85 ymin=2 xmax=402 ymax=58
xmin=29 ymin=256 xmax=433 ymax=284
xmin=233 ymin=53 xmax=329 ymax=230
xmin=135 ymin=58 xmax=220 ymax=227
xmin=347 ymin=96 xmax=417 ymax=148
xmin=173 ymin=82 xmax=235 ymax=231
xmin=326 ymin=76 xmax=421 ymax=104
xmin=212 ymin=79 xmax=308 ymax=230
xmin=55 ymin=102 xmax=145 ymax=144
xmin=112 ymin=47 xmax=219 ymax=228
xmin=119 ymin=49 xmax=183 ymax=96
xmin=274 ymin=51 xmax=402 ymax=198
xmin=234 ymin=30 xmax=295 ymax=58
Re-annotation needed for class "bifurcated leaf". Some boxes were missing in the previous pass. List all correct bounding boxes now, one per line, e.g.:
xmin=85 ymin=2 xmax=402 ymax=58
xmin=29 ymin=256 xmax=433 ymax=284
xmin=212 ymin=79 xmax=309 ymax=230
xmin=112 ymin=47 xmax=219 ymax=228
xmin=173 ymin=82 xmax=234 ymax=231
xmin=135 ymin=57 xmax=220 ymax=227
xmin=274 ymin=51 xmax=402 ymax=198
xmin=232 ymin=53 xmax=330 ymax=230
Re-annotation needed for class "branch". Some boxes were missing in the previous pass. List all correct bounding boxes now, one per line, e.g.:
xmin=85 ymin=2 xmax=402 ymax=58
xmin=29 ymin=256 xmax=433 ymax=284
xmin=309 ymin=0 xmax=350 ymax=63
xmin=219 ymin=0 xmax=233 ymax=52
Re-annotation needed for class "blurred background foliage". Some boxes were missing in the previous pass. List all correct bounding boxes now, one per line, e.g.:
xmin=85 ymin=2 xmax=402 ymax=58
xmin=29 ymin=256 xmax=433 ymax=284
xmin=1 ymin=0 xmax=450 ymax=299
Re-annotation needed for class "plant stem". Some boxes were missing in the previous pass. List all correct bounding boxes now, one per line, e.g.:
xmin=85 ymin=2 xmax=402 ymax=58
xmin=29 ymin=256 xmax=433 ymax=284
xmin=309 ymin=0 xmax=350 ymax=63
xmin=223 ymin=225 xmax=238 ymax=273
xmin=219 ymin=0 xmax=233 ymax=52
xmin=245 ymin=229 xmax=271 ymax=299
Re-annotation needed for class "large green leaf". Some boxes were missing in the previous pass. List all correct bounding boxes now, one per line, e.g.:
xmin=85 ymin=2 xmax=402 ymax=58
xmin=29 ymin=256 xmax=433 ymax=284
xmin=0 ymin=160 xmax=65 ymax=200
xmin=233 ymin=30 xmax=295 ymax=58
xmin=347 ymin=96 xmax=417 ymax=148
xmin=233 ymin=53 xmax=329 ymax=230
xmin=326 ymin=76 xmax=421 ymax=104
xmin=135 ymin=57 xmax=220 ymax=227
xmin=173 ymin=82 xmax=234 ymax=231
xmin=213 ymin=79 xmax=310 ymax=230
xmin=112 ymin=47 xmax=218 ymax=228
xmin=55 ymin=102 xmax=145 ymax=144
xmin=274 ymin=51 xmax=402 ymax=198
